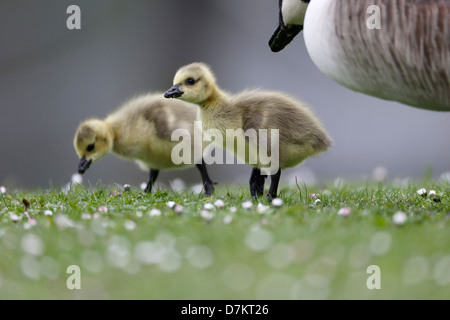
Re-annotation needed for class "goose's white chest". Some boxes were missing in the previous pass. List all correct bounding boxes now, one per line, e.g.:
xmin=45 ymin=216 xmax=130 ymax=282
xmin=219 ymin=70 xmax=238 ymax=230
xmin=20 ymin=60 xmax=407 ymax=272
xmin=303 ymin=0 xmax=354 ymax=89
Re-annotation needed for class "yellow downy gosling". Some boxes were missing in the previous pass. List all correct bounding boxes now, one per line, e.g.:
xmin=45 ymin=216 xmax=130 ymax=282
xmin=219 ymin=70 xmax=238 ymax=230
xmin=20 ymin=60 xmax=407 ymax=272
xmin=73 ymin=92 xmax=214 ymax=196
xmin=165 ymin=62 xmax=331 ymax=200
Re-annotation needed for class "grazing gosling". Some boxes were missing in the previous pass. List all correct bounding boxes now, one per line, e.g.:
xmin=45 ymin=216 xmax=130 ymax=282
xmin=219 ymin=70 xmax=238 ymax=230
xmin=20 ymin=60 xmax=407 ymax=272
xmin=73 ymin=93 xmax=215 ymax=196
xmin=164 ymin=62 xmax=332 ymax=200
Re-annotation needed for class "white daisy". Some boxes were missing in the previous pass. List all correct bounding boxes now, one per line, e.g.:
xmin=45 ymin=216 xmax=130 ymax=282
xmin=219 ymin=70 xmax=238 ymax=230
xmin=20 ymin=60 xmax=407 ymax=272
xmin=242 ymin=201 xmax=253 ymax=210
xmin=166 ymin=201 xmax=176 ymax=209
xmin=338 ymin=207 xmax=351 ymax=216
xmin=214 ymin=200 xmax=225 ymax=209
xmin=271 ymin=198 xmax=284 ymax=207
xmin=149 ymin=208 xmax=162 ymax=217
xmin=416 ymin=188 xmax=427 ymax=197
xmin=173 ymin=204 xmax=183 ymax=213
xmin=392 ymin=211 xmax=407 ymax=225
xmin=257 ymin=203 xmax=270 ymax=214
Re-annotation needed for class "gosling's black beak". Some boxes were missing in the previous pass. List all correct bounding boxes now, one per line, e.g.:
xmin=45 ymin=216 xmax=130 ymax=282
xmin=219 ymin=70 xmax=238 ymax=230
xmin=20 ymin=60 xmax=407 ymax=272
xmin=164 ymin=84 xmax=184 ymax=99
xmin=78 ymin=156 xmax=92 ymax=174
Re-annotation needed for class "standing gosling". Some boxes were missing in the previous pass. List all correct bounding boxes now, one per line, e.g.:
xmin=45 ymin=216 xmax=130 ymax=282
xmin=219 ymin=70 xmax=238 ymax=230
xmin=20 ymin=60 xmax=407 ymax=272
xmin=164 ymin=62 xmax=332 ymax=200
xmin=73 ymin=93 xmax=214 ymax=196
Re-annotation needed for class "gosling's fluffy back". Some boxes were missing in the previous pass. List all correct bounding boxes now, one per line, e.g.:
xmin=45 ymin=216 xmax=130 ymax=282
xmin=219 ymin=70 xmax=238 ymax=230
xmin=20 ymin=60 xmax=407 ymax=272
xmin=235 ymin=90 xmax=332 ymax=169
xmin=167 ymin=62 xmax=332 ymax=170
xmin=106 ymin=93 xmax=200 ymax=170
xmin=233 ymin=90 xmax=331 ymax=151
xmin=198 ymin=88 xmax=332 ymax=169
xmin=107 ymin=93 xmax=197 ymax=140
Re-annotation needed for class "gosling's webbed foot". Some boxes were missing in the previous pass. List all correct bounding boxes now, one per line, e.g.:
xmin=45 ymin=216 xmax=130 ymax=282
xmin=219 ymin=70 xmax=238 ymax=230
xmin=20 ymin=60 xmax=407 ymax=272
xmin=266 ymin=191 xmax=276 ymax=202
xmin=196 ymin=158 xmax=216 ymax=197
xmin=255 ymin=174 xmax=266 ymax=197
xmin=250 ymin=168 xmax=267 ymax=199
xmin=266 ymin=169 xmax=282 ymax=202
xmin=144 ymin=169 xmax=160 ymax=194
xmin=203 ymin=181 xmax=215 ymax=197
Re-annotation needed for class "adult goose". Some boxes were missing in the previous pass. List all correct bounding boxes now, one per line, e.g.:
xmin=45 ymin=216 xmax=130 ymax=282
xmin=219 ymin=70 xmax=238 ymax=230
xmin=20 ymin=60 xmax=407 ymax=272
xmin=269 ymin=0 xmax=450 ymax=111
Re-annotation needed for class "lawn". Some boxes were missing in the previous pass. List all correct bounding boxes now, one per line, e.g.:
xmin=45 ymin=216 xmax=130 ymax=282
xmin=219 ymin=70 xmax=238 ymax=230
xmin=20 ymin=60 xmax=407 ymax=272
xmin=0 ymin=178 xmax=449 ymax=300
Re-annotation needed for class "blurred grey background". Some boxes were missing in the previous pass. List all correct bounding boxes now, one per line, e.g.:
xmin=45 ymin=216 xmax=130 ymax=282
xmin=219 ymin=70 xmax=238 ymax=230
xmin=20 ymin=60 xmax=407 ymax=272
xmin=0 ymin=0 xmax=449 ymax=191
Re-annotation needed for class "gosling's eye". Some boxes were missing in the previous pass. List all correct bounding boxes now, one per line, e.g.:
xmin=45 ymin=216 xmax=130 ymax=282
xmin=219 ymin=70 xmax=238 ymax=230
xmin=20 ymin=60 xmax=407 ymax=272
xmin=86 ymin=143 xmax=95 ymax=152
xmin=185 ymin=78 xmax=196 ymax=86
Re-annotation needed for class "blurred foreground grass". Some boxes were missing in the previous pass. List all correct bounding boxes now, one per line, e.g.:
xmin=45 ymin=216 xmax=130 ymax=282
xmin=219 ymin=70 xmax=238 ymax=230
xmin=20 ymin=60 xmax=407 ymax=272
xmin=0 ymin=179 xmax=449 ymax=300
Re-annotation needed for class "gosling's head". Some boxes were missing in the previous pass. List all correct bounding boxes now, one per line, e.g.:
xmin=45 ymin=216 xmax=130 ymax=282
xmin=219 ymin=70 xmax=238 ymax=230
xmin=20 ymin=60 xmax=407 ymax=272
xmin=164 ymin=62 xmax=217 ymax=105
xmin=73 ymin=119 xmax=113 ymax=174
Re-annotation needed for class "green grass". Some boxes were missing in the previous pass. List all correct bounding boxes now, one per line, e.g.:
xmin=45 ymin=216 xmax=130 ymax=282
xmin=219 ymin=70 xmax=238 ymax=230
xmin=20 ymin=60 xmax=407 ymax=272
xmin=0 ymin=179 xmax=449 ymax=300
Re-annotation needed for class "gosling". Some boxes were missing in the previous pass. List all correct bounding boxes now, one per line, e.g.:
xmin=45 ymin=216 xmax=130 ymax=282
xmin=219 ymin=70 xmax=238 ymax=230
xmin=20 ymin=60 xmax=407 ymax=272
xmin=73 ymin=92 xmax=215 ymax=196
xmin=164 ymin=62 xmax=332 ymax=200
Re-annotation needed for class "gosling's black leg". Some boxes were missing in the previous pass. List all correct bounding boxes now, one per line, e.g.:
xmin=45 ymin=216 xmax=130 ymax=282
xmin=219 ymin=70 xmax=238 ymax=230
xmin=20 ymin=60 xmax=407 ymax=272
xmin=249 ymin=168 xmax=267 ymax=198
xmin=195 ymin=158 xmax=214 ymax=196
xmin=267 ymin=169 xmax=282 ymax=201
xmin=144 ymin=169 xmax=160 ymax=193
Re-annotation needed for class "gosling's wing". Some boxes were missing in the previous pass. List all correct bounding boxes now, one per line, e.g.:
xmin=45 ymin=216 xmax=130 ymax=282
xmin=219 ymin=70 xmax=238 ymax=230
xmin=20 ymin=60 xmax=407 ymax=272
xmin=238 ymin=91 xmax=331 ymax=152
xmin=141 ymin=98 xmax=197 ymax=142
